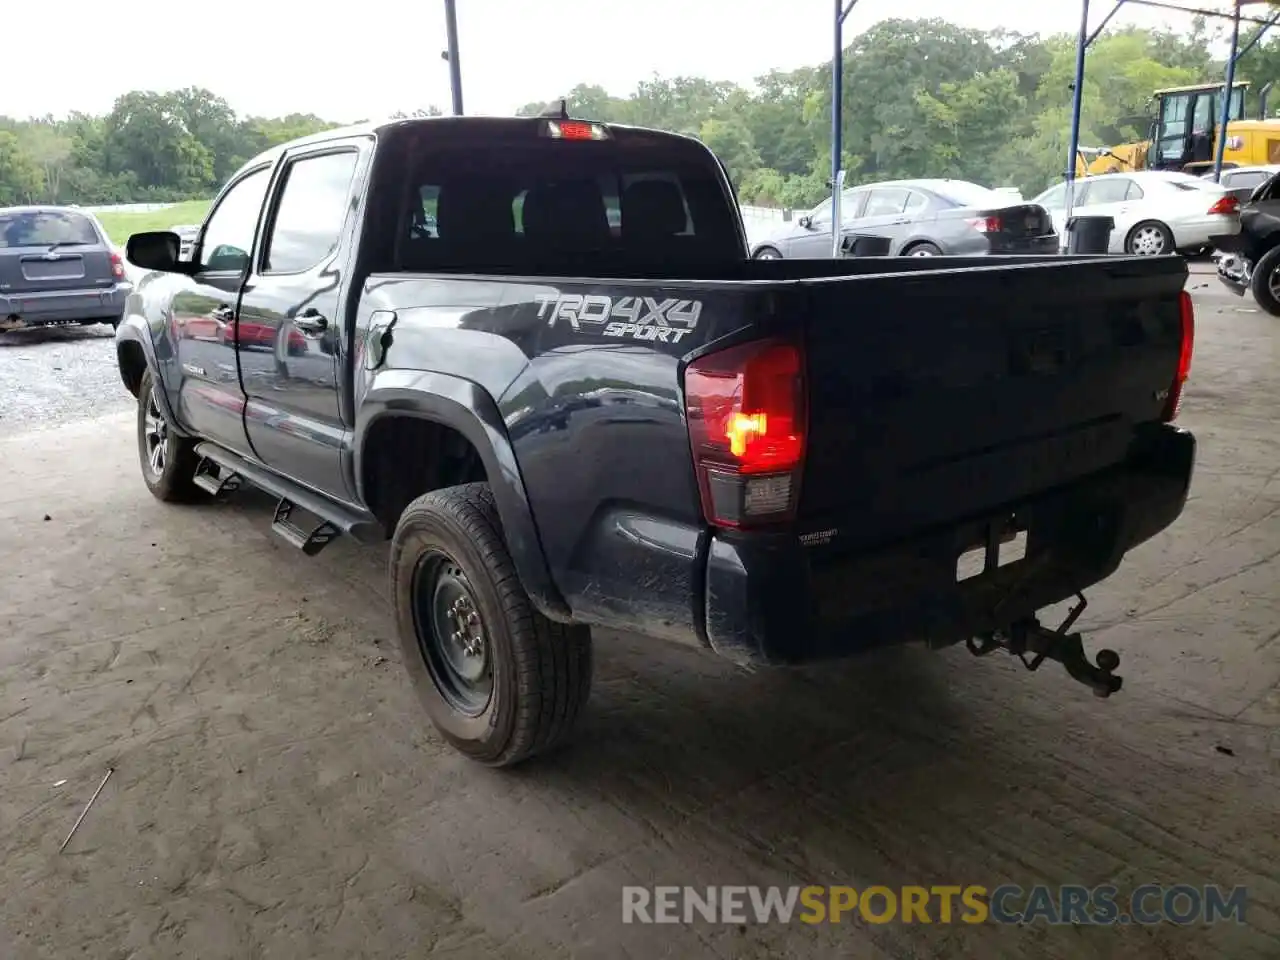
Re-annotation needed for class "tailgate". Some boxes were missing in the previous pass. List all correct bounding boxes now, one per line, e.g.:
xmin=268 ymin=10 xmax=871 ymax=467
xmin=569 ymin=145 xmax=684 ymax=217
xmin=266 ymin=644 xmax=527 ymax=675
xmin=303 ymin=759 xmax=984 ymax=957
xmin=0 ymin=245 xmax=115 ymax=293
xmin=795 ymin=257 xmax=1188 ymax=550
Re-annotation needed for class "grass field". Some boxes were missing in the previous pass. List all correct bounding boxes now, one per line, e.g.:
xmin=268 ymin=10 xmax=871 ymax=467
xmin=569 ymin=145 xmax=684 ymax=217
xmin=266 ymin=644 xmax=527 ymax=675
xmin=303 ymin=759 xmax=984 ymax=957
xmin=95 ymin=200 xmax=211 ymax=245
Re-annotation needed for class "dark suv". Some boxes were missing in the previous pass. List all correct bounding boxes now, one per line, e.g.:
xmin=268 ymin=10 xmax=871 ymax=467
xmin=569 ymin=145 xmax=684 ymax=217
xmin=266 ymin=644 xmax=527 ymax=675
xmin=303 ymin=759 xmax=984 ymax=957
xmin=0 ymin=206 xmax=130 ymax=331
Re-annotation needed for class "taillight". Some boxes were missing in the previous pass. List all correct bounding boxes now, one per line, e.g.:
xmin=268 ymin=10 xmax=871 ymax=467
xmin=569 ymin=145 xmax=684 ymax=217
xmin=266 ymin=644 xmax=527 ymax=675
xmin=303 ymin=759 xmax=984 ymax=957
xmin=109 ymin=251 xmax=125 ymax=279
xmin=966 ymin=216 xmax=1003 ymax=233
xmin=1163 ymin=290 xmax=1195 ymax=422
xmin=684 ymin=339 xmax=806 ymax=529
xmin=543 ymin=119 xmax=609 ymax=141
xmin=1207 ymin=195 xmax=1240 ymax=216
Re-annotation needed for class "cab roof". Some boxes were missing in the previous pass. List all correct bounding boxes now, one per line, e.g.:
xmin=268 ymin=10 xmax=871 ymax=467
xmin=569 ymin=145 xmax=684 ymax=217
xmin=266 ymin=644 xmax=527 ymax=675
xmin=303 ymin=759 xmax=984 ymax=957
xmin=1153 ymin=81 xmax=1250 ymax=95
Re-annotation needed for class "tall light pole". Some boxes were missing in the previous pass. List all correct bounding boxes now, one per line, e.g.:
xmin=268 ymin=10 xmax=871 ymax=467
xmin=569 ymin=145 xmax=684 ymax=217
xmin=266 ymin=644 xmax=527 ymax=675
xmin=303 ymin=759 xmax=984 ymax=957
xmin=443 ymin=0 xmax=463 ymax=116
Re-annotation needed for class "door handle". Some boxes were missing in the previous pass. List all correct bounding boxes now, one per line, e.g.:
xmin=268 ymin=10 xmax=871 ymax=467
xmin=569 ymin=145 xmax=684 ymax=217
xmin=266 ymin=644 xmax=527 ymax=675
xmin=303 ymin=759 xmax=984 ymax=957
xmin=891 ymin=218 xmax=911 ymax=225
xmin=294 ymin=309 xmax=327 ymax=334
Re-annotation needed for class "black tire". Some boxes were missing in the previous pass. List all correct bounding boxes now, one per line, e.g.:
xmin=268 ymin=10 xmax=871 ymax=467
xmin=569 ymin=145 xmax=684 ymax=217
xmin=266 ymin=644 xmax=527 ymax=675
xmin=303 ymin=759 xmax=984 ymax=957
xmin=1249 ymin=245 xmax=1280 ymax=316
xmin=1125 ymin=220 xmax=1174 ymax=257
xmin=903 ymin=241 xmax=943 ymax=257
xmin=753 ymin=246 xmax=782 ymax=260
xmin=136 ymin=369 xmax=204 ymax=502
xmin=390 ymin=482 xmax=593 ymax=767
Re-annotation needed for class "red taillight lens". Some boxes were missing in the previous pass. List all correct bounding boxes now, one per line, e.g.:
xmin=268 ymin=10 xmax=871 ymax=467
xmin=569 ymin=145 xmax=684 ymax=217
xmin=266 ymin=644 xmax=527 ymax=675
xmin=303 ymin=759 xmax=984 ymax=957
xmin=965 ymin=216 xmax=1002 ymax=233
xmin=109 ymin=251 xmax=125 ymax=279
xmin=684 ymin=339 xmax=806 ymax=528
xmin=1163 ymin=290 xmax=1195 ymax=422
xmin=1207 ymin=195 xmax=1240 ymax=216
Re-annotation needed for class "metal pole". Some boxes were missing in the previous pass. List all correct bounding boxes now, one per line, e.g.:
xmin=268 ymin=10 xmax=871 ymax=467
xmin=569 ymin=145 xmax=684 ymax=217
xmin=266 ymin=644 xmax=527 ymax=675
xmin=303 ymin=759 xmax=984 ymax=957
xmin=1118 ymin=0 xmax=1272 ymax=29
xmin=1213 ymin=2 xmax=1243 ymax=182
xmin=832 ymin=0 xmax=844 ymax=188
xmin=1232 ymin=11 xmax=1280 ymax=64
xmin=1087 ymin=0 xmax=1127 ymax=47
xmin=1064 ymin=0 xmax=1092 ymax=248
xmin=444 ymin=0 xmax=463 ymax=116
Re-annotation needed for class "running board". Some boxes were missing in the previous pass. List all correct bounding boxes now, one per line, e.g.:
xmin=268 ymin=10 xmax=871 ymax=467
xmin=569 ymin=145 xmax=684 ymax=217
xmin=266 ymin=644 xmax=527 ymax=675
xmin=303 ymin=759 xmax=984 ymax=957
xmin=192 ymin=457 xmax=242 ymax=498
xmin=191 ymin=442 xmax=383 ymax=550
xmin=272 ymin=499 xmax=339 ymax=556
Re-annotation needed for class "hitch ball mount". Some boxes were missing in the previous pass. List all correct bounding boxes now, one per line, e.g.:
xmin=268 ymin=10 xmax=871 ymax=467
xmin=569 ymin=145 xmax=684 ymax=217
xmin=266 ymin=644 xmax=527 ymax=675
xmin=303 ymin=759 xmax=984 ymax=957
xmin=967 ymin=594 xmax=1123 ymax=698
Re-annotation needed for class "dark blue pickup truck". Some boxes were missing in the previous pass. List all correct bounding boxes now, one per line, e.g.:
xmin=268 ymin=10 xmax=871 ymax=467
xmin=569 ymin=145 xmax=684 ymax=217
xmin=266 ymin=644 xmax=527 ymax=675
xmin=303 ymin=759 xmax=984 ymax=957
xmin=115 ymin=113 xmax=1196 ymax=767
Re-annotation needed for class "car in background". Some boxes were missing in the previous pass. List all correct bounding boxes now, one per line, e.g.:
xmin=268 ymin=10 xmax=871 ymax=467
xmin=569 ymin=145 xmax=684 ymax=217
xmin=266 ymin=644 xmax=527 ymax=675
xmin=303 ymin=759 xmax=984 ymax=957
xmin=1214 ymin=166 xmax=1280 ymax=314
xmin=171 ymin=224 xmax=200 ymax=261
xmin=1032 ymin=171 xmax=1240 ymax=256
xmin=750 ymin=179 xmax=1057 ymax=259
xmin=0 ymin=205 xmax=131 ymax=331
xmin=1206 ymin=164 xmax=1280 ymax=205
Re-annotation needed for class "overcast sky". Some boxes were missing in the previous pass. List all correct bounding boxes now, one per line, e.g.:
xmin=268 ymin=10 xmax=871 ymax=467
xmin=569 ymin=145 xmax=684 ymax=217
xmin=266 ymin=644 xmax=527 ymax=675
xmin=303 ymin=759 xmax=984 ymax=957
xmin=6 ymin=0 xmax=1221 ymax=121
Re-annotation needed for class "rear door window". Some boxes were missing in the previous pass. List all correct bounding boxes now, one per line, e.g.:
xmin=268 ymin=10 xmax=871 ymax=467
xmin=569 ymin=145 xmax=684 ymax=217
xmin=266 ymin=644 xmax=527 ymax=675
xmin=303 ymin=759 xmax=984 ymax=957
xmin=1081 ymin=179 xmax=1130 ymax=205
xmin=396 ymin=133 xmax=740 ymax=271
xmin=863 ymin=188 xmax=910 ymax=216
xmin=262 ymin=150 xmax=359 ymax=274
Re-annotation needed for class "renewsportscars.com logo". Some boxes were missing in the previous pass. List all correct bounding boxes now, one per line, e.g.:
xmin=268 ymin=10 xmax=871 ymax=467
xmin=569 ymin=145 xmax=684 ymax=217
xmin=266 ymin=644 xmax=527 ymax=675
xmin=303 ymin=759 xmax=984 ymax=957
xmin=621 ymin=884 xmax=1249 ymax=926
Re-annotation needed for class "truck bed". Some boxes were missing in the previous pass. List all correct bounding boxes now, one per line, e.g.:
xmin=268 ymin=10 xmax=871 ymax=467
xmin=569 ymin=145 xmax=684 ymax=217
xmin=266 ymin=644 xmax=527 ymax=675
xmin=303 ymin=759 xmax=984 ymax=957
xmin=461 ymin=252 xmax=1192 ymax=663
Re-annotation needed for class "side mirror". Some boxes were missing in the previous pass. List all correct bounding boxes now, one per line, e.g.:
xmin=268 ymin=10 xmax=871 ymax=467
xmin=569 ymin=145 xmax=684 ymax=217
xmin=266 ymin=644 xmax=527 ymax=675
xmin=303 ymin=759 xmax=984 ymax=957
xmin=126 ymin=231 xmax=190 ymax=274
xmin=798 ymin=215 xmax=813 ymax=229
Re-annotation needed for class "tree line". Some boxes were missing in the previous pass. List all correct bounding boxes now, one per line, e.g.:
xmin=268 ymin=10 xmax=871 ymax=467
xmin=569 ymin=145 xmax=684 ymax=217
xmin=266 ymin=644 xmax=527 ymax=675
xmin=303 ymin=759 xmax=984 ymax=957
xmin=0 ymin=90 xmax=443 ymax=207
xmin=520 ymin=16 xmax=1280 ymax=208
xmin=3 ymin=16 xmax=1279 ymax=209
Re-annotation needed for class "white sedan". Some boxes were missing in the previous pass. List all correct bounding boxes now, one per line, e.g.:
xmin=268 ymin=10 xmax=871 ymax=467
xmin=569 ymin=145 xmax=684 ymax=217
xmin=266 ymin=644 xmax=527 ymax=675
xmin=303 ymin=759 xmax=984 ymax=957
xmin=1033 ymin=171 xmax=1240 ymax=255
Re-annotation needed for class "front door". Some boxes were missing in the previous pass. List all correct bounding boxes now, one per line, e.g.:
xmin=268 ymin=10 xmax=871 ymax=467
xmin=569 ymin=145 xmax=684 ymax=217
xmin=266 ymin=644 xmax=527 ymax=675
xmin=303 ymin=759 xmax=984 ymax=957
xmin=170 ymin=165 xmax=272 ymax=455
xmin=237 ymin=142 xmax=366 ymax=501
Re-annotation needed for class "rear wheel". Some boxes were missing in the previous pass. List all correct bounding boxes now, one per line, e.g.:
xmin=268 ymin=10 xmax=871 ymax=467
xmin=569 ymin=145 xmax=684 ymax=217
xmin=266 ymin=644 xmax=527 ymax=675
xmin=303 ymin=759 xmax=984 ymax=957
xmin=390 ymin=482 xmax=593 ymax=767
xmin=1125 ymin=220 xmax=1173 ymax=256
xmin=136 ymin=369 xmax=203 ymax=502
xmin=1248 ymin=244 xmax=1280 ymax=316
xmin=904 ymin=242 xmax=942 ymax=257
xmin=753 ymin=246 xmax=782 ymax=260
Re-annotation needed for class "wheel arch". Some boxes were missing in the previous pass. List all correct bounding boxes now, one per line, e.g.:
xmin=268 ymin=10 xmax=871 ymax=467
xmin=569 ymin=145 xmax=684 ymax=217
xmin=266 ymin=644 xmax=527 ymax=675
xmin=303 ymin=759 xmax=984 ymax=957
xmin=114 ymin=318 xmax=187 ymax=435
xmin=900 ymin=238 xmax=942 ymax=256
xmin=354 ymin=369 xmax=572 ymax=621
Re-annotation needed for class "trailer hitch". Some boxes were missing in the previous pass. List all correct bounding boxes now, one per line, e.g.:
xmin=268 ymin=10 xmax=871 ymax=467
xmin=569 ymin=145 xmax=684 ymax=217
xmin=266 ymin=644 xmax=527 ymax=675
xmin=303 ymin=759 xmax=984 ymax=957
xmin=967 ymin=594 xmax=1122 ymax=698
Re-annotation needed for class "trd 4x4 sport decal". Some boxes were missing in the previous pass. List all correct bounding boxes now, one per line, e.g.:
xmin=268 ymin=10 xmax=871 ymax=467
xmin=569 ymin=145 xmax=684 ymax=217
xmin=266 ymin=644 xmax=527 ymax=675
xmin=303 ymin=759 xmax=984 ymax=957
xmin=535 ymin=294 xmax=702 ymax=344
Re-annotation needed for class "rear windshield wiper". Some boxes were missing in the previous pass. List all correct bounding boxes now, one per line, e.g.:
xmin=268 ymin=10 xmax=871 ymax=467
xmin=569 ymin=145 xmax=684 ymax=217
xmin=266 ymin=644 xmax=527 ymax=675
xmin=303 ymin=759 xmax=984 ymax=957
xmin=45 ymin=241 xmax=93 ymax=254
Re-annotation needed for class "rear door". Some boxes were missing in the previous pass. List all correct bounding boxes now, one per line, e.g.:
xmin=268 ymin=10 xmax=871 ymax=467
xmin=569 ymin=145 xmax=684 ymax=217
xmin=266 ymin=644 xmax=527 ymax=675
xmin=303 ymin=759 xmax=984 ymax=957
xmin=847 ymin=187 xmax=915 ymax=253
xmin=237 ymin=139 xmax=368 ymax=500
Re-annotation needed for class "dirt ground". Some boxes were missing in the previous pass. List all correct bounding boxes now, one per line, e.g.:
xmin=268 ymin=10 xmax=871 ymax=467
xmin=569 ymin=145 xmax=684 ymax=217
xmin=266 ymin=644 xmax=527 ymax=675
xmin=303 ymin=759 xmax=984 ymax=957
xmin=2 ymin=270 xmax=1279 ymax=959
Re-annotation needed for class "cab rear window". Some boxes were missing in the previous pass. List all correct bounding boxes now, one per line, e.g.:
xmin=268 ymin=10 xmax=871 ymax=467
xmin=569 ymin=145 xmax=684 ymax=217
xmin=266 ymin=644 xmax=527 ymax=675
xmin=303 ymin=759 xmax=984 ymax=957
xmin=394 ymin=137 xmax=742 ymax=272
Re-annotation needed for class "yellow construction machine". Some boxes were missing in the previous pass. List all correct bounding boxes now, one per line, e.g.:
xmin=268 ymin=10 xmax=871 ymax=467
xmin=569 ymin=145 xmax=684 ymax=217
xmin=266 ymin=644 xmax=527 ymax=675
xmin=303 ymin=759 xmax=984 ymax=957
xmin=1075 ymin=80 xmax=1280 ymax=177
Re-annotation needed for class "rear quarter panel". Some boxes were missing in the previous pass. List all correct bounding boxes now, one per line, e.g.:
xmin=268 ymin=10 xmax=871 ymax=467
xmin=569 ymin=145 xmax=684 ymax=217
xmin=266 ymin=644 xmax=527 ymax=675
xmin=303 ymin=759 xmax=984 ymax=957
xmin=355 ymin=273 xmax=763 ymax=643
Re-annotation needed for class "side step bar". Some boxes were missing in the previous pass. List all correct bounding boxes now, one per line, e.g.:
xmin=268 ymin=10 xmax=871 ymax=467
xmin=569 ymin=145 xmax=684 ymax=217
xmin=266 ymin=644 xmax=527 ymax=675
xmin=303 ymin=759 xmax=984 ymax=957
xmin=272 ymin=499 xmax=339 ymax=557
xmin=192 ymin=442 xmax=383 ymax=555
xmin=192 ymin=457 xmax=242 ymax=498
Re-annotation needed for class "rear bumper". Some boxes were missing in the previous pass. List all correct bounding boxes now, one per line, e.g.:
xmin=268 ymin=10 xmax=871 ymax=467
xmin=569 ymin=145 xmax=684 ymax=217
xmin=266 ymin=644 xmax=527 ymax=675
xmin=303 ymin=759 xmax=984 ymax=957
xmin=702 ymin=424 xmax=1195 ymax=666
xmin=990 ymin=234 xmax=1060 ymax=255
xmin=0 ymin=284 xmax=129 ymax=327
xmin=1174 ymin=214 xmax=1240 ymax=252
